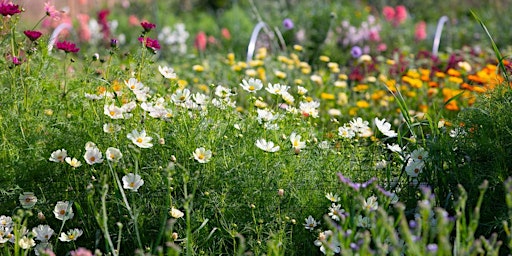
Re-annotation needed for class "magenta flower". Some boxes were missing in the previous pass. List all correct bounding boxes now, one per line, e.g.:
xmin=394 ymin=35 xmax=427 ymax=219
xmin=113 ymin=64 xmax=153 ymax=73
xmin=138 ymin=37 xmax=160 ymax=51
xmin=0 ymin=2 xmax=21 ymax=16
xmin=140 ymin=21 xmax=156 ymax=32
xmin=23 ymin=30 xmax=43 ymax=41
xmin=56 ymin=41 xmax=80 ymax=53
xmin=11 ymin=56 xmax=22 ymax=65
xmin=282 ymin=18 xmax=294 ymax=30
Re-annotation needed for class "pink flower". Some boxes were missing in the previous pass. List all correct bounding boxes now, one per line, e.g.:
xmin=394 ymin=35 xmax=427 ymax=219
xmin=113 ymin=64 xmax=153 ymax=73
xmin=23 ymin=30 xmax=43 ymax=41
xmin=70 ymin=247 xmax=93 ymax=256
xmin=194 ymin=31 xmax=207 ymax=52
xmin=221 ymin=28 xmax=231 ymax=40
xmin=138 ymin=37 xmax=160 ymax=51
xmin=382 ymin=6 xmax=395 ymax=22
xmin=377 ymin=43 xmax=387 ymax=52
xmin=56 ymin=41 xmax=80 ymax=53
xmin=44 ymin=1 xmax=61 ymax=21
xmin=394 ymin=5 xmax=407 ymax=25
xmin=0 ymin=2 xmax=21 ymax=16
xmin=77 ymin=14 xmax=91 ymax=42
xmin=128 ymin=15 xmax=140 ymax=26
xmin=415 ymin=21 xmax=427 ymax=41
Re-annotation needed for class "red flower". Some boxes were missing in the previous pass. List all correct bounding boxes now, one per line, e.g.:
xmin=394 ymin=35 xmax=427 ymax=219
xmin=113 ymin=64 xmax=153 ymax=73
xmin=23 ymin=30 xmax=43 ymax=41
xmin=194 ymin=32 xmax=207 ymax=52
xmin=56 ymin=41 xmax=80 ymax=53
xmin=0 ymin=2 xmax=21 ymax=16
xmin=140 ymin=21 xmax=156 ymax=32
xmin=138 ymin=37 xmax=160 ymax=51
xmin=97 ymin=9 xmax=110 ymax=40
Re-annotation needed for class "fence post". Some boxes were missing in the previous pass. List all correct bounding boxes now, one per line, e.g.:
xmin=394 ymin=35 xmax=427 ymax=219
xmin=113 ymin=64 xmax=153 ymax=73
xmin=432 ymin=16 xmax=449 ymax=56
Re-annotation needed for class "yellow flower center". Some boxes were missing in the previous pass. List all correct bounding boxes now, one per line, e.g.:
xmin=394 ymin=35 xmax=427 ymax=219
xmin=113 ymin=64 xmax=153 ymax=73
xmin=198 ymin=154 xmax=204 ymax=160
xmin=110 ymin=111 xmax=115 ymax=116
xmin=249 ymin=85 xmax=255 ymax=91
xmin=60 ymin=209 xmax=66 ymax=215
xmin=69 ymin=234 xmax=74 ymax=240
xmin=130 ymin=182 xmax=135 ymax=188
xmin=137 ymin=138 xmax=143 ymax=143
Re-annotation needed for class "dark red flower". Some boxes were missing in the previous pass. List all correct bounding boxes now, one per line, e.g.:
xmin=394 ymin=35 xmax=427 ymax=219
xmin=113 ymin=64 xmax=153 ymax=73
xmin=0 ymin=2 xmax=21 ymax=16
xmin=140 ymin=21 xmax=156 ymax=32
xmin=23 ymin=30 xmax=43 ymax=41
xmin=97 ymin=9 xmax=110 ymax=41
xmin=138 ymin=37 xmax=160 ymax=51
xmin=56 ymin=41 xmax=80 ymax=53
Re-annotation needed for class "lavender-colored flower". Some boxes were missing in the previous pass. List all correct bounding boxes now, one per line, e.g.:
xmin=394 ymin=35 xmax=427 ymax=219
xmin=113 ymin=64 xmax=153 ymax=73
xmin=426 ymin=243 xmax=438 ymax=253
xmin=282 ymin=18 xmax=294 ymax=30
xmin=337 ymin=173 xmax=377 ymax=191
xmin=351 ymin=46 xmax=363 ymax=58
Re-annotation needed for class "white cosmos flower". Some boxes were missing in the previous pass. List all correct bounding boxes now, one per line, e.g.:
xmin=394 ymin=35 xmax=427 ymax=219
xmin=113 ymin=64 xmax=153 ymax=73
xmin=49 ymin=149 xmax=67 ymax=163
xmin=158 ymin=65 xmax=177 ymax=79
xmin=103 ymin=123 xmax=122 ymax=133
xmin=122 ymin=173 xmax=144 ymax=192
xmin=18 ymin=236 xmax=35 ymax=249
xmin=374 ymin=117 xmax=397 ymax=137
xmin=84 ymin=147 xmax=103 ymax=165
xmin=297 ymin=86 xmax=308 ymax=95
xmin=53 ymin=201 xmax=74 ymax=221
xmin=240 ymin=78 xmax=263 ymax=93
xmin=266 ymin=83 xmax=289 ymax=95
xmin=105 ymin=147 xmax=123 ymax=162
xmin=338 ymin=125 xmax=355 ymax=139
xmin=19 ymin=192 xmax=37 ymax=209
xmin=193 ymin=147 xmax=212 ymax=163
xmin=58 ymin=228 xmax=83 ymax=242
xmin=255 ymin=139 xmax=280 ymax=152
xmin=171 ymin=89 xmax=191 ymax=104
xmin=193 ymin=92 xmax=209 ymax=105
xmin=214 ymin=85 xmax=234 ymax=98
xmin=363 ymin=196 xmax=378 ymax=211
xmin=125 ymin=77 xmax=144 ymax=91
xmin=387 ymin=143 xmax=403 ymax=153
xmin=65 ymin=157 xmax=82 ymax=168
xmin=104 ymin=103 xmax=125 ymax=119
xmin=289 ymin=132 xmax=306 ymax=150
xmin=127 ymin=129 xmax=153 ymax=148
xmin=304 ymin=215 xmax=318 ymax=231
xmin=32 ymin=225 xmax=54 ymax=243
xmin=299 ymin=101 xmax=320 ymax=118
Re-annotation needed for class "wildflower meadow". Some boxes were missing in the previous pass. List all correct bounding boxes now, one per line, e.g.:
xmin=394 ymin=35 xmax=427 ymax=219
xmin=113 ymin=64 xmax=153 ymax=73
xmin=2 ymin=0 xmax=512 ymax=255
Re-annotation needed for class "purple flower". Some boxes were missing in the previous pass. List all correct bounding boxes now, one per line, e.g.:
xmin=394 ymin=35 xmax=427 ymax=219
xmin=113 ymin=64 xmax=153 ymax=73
xmin=337 ymin=173 xmax=377 ymax=191
xmin=11 ymin=56 xmax=22 ymax=65
xmin=426 ymin=243 xmax=438 ymax=253
xmin=282 ymin=18 xmax=294 ymax=30
xmin=56 ymin=41 xmax=80 ymax=53
xmin=110 ymin=38 xmax=118 ymax=48
xmin=0 ymin=2 xmax=21 ymax=16
xmin=23 ymin=30 xmax=43 ymax=41
xmin=350 ymin=46 xmax=362 ymax=58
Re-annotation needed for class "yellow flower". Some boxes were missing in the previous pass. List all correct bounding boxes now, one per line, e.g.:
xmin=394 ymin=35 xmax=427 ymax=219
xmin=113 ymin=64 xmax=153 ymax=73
xmin=275 ymin=70 xmax=287 ymax=79
xmin=301 ymin=67 xmax=311 ymax=74
xmin=386 ymin=59 xmax=396 ymax=65
xmin=293 ymin=44 xmax=303 ymax=51
xmin=334 ymin=80 xmax=347 ymax=88
xmin=227 ymin=53 xmax=235 ymax=62
xmin=338 ymin=74 xmax=348 ymax=80
xmin=294 ymin=79 xmax=303 ymax=85
xmin=353 ymin=84 xmax=369 ymax=92
xmin=320 ymin=93 xmax=335 ymax=100
xmin=337 ymin=92 xmax=348 ymax=105
xmin=319 ymin=55 xmax=330 ymax=62
xmin=348 ymin=107 xmax=358 ymax=116
xmin=249 ymin=60 xmax=264 ymax=67
xmin=198 ymin=84 xmax=209 ymax=92
xmin=245 ymin=69 xmax=257 ymax=77
xmin=257 ymin=67 xmax=266 ymax=81
xmin=356 ymin=100 xmax=370 ymax=108
xmin=177 ymin=79 xmax=188 ymax=88
xmin=192 ymin=65 xmax=204 ymax=72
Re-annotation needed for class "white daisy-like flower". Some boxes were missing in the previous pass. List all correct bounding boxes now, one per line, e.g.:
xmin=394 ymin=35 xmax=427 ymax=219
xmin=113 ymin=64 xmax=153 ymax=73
xmin=314 ymin=230 xmax=341 ymax=254
xmin=299 ymin=101 xmax=320 ymax=118
xmin=193 ymin=147 xmax=212 ymax=163
xmin=256 ymin=109 xmax=279 ymax=123
xmin=214 ymin=85 xmax=235 ymax=98
xmin=49 ymin=149 xmax=67 ymax=163
xmin=169 ymin=207 xmax=184 ymax=218
xmin=325 ymin=192 xmax=339 ymax=202
xmin=58 ymin=228 xmax=83 ymax=242
xmin=105 ymin=147 xmax=123 ymax=162
xmin=240 ymin=78 xmax=263 ymax=93
xmin=18 ymin=236 xmax=35 ymax=249
xmin=362 ymin=195 xmax=378 ymax=211
xmin=104 ymin=103 xmax=125 ymax=119
xmin=127 ymin=129 xmax=153 ymax=148
xmin=405 ymin=159 xmax=425 ymax=177
xmin=387 ymin=143 xmax=403 ymax=153
xmin=85 ymin=141 xmax=97 ymax=150
xmin=289 ymin=132 xmax=306 ymax=150
xmin=122 ymin=173 xmax=144 ymax=192
xmin=281 ymin=91 xmax=295 ymax=104
xmin=125 ymin=77 xmax=144 ymax=91
xmin=171 ymin=88 xmax=191 ymax=104
xmin=65 ymin=157 xmax=82 ymax=168
xmin=297 ymin=86 xmax=308 ymax=95
xmin=374 ymin=117 xmax=398 ymax=137
xmin=103 ymin=123 xmax=122 ymax=134
xmin=121 ymin=101 xmax=137 ymax=113
xmin=0 ymin=215 xmax=12 ymax=227
xmin=32 ymin=225 xmax=54 ymax=243
xmin=338 ymin=125 xmax=355 ymax=139
xmin=409 ymin=148 xmax=428 ymax=162
xmin=304 ymin=215 xmax=318 ymax=231
xmin=349 ymin=117 xmax=372 ymax=137
xmin=53 ymin=201 xmax=74 ymax=221
xmin=84 ymin=147 xmax=103 ymax=165
xmin=255 ymin=139 xmax=280 ymax=152
xmin=193 ymin=93 xmax=209 ymax=105
xmin=328 ymin=203 xmax=345 ymax=221
xmin=266 ymin=83 xmax=289 ymax=95
xmin=19 ymin=192 xmax=37 ymax=209
xmin=158 ymin=65 xmax=177 ymax=79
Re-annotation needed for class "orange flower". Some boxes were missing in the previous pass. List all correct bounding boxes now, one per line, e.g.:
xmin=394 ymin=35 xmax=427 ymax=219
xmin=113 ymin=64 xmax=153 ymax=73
xmin=447 ymin=68 xmax=461 ymax=77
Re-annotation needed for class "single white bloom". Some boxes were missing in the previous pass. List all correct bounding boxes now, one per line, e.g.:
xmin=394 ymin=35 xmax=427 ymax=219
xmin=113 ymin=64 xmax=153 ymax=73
xmin=363 ymin=195 xmax=378 ymax=211
xmin=289 ymin=132 xmax=306 ymax=150
xmin=49 ymin=149 xmax=67 ymax=163
xmin=214 ymin=85 xmax=234 ymax=98
xmin=297 ymin=86 xmax=308 ymax=95
xmin=170 ymin=207 xmax=184 ymax=218
xmin=121 ymin=101 xmax=137 ymax=112
xmin=125 ymin=77 xmax=144 ymax=91
xmin=338 ymin=126 xmax=355 ymax=139
xmin=387 ymin=143 xmax=403 ymax=153
xmin=53 ymin=201 xmax=74 ymax=221
xmin=158 ymin=65 xmax=177 ymax=79
xmin=255 ymin=139 xmax=280 ymax=152
xmin=65 ymin=157 xmax=82 ymax=168
xmin=405 ymin=159 xmax=425 ymax=177
xmin=410 ymin=148 xmax=428 ymax=162
xmin=193 ymin=147 xmax=212 ymax=163
xmin=325 ymin=192 xmax=339 ymax=202
xmin=84 ymin=147 xmax=104 ymax=165
xmin=281 ymin=91 xmax=295 ymax=104
xmin=103 ymin=123 xmax=122 ymax=134
xmin=304 ymin=215 xmax=318 ymax=231
xmin=18 ymin=236 xmax=35 ymax=249
xmin=171 ymin=88 xmax=191 ymax=104
xmin=299 ymin=101 xmax=320 ymax=118
xmin=104 ymin=103 xmax=125 ymax=119
xmin=374 ymin=117 xmax=398 ymax=137
xmin=85 ymin=141 xmax=97 ymax=150
xmin=59 ymin=228 xmax=83 ymax=242
xmin=105 ymin=147 xmax=123 ymax=162
xmin=19 ymin=192 xmax=37 ymax=209
xmin=266 ymin=83 xmax=289 ymax=95
xmin=122 ymin=173 xmax=144 ymax=192
xmin=127 ymin=129 xmax=153 ymax=148
xmin=0 ymin=215 xmax=12 ymax=227
xmin=328 ymin=203 xmax=345 ymax=221
xmin=32 ymin=225 xmax=54 ymax=243
xmin=240 ymin=78 xmax=263 ymax=93
xmin=256 ymin=109 xmax=279 ymax=123
xmin=193 ymin=92 xmax=209 ymax=105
